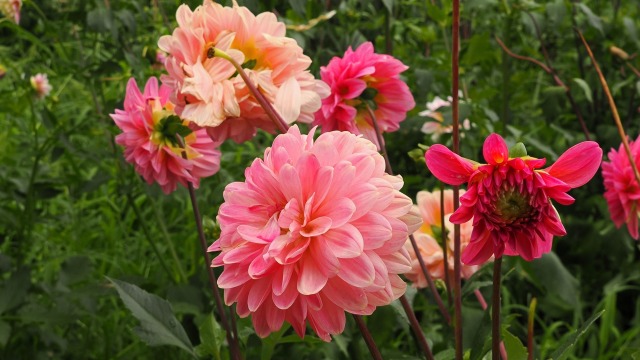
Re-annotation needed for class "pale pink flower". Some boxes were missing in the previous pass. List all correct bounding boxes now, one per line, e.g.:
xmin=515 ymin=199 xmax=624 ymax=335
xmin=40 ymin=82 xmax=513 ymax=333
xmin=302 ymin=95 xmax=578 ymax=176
xmin=404 ymin=190 xmax=480 ymax=288
xmin=158 ymin=0 xmax=329 ymax=143
xmin=313 ymin=42 xmax=415 ymax=149
xmin=111 ymin=77 xmax=221 ymax=194
xmin=426 ymin=133 xmax=602 ymax=264
xmin=209 ymin=125 xmax=421 ymax=341
xmin=420 ymin=94 xmax=470 ymax=141
xmin=602 ymin=136 xmax=640 ymax=239
xmin=30 ymin=73 xmax=52 ymax=99
xmin=0 ymin=0 xmax=21 ymax=24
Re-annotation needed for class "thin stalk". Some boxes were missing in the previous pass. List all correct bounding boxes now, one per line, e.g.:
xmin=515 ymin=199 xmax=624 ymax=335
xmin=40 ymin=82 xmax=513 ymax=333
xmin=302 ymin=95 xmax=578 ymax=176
xmin=399 ymin=296 xmax=435 ymax=360
xmin=177 ymin=139 xmax=241 ymax=360
xmin=474 ymin=289 xmax=508 ymax=360
xmin=492 ymin=257 xmax=503 ymax=360
xmin=127 ymin=194 xmax=176 ymax=283
xmin=452 ymin=0 xmax=463 ymax=358
xmin=209 ymin=47 xmax=289 ymax=133
xmin=367 ymin=104 xmax=451 ymax=324
xmin=528 ymin=297 xmax=537 ymax=360
xmin=577 ymin=30 xmax=640 ymax=187
xmin=353 ymin=315 xmax=383 ymax=360
xmin=441 ymin=185 xmax=452 ymax=305
xmin=495 ymin=36 xmax=590 ymax=140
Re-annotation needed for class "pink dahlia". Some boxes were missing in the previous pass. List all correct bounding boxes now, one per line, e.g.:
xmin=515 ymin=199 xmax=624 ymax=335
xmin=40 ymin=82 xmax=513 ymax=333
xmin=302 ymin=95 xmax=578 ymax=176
xmin=158 ymin=0 xmax=328 ymax=143
xmin=602 ymin=136 xmax=640 ymax=239
xmin=313 ymin=42 xmax=415 ymax=149
xmin=30 ymin=73 xmax=52 ymax=99
xmin=0 ymin=0 xmax=21 ymax=24
xmin=404 ymin=190 xmax=481 ymax=288
xmin=111 ymin=77 xmax=221 ymax=194
xmin=209 ymin=125 xmax=421 ymax=341
xmin=425 ymin=134 xmax=602 ymax=265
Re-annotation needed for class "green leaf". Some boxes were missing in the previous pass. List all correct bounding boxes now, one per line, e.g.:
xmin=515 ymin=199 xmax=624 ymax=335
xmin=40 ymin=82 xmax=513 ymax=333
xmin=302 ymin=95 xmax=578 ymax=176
xmin=381 ymin=0 xmax=394 ymax=13
xmin=0 ymin=267 xmax=30 ymax=315
xmin=576 ymin=4 xmax=604 ymax=35
xmin=509 ymin=143 xmax=528 ymax=158
xmin=548 ymin=309 xmax=605 ymax=360
xmin=107 ymin=277 xmax=195 ymax=357
xmin=194 ymin=313 xmax=224 ymax=360
xmin=520 ymin=252 xmax=578 ymax=308
xmin=434 ymin=349 xmax=455 ymax=360
xmin=502 ymin=328 xmax=528 ymax=360
xmin=624 ymin=17 xmax=638 ymax=45
xmin=0 ymin=320 xmax=10 ymax=347
xmin=572 ymin=78 xmax=593 ymax=103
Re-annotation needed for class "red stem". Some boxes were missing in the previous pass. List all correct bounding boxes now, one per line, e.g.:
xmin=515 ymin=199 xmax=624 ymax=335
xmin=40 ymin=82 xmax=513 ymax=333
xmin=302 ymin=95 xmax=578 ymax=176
xmin=492 ymin=257 xmax=503 ymax=360
xmin=353 ymin=315 xmax=383 ymax=360
xmin=400 ymin=296 xmax=435 ymax=360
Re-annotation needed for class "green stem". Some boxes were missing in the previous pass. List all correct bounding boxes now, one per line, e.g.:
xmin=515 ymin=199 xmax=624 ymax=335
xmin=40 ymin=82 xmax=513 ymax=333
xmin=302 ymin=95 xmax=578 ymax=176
xmin=148 ymin=196 xmax=189 ymax=283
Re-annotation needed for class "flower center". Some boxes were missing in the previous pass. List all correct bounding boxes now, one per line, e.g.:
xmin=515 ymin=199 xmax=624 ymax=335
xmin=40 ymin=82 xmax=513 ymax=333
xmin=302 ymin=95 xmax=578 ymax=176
xmin=495 ymin=190 xmax=533 ymax=224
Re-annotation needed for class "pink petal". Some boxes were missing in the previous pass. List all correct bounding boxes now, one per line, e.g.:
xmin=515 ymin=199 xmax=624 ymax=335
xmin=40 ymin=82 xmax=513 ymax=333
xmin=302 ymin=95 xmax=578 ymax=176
xmin=546 ymin=141 xmax=603 ymax=188
xmin=337 ymin=253 xmax=375 ymax=287
xmin=322 ymin=224 xmax=364 ymax=258
xmin=425 ymin=144 xmax=475 ymax=185
xmin=483 ymin=133 xmax=509 ymax=165
xmin=275 ymin=77 xmax=302 ymax=124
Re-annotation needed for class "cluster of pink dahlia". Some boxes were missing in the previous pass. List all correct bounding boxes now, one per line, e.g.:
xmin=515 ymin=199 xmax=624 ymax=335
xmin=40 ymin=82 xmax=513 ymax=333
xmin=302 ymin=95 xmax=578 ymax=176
xmin=425 ymin=134 xmax=602 ymax=264
xmin=314 ymin=42 xmax=415 ymax=149
xmin=111 ymin=77 xmax=221 ymax=194
xmin=158 ymin=0 xmax=328 ymax=143
xmin=0 ymin=0 xmax=21 ymax=24
xmin=209 ymin=125 xmax=421 ymax=341
xmin=602 ymin=136 xmax=640 ymax=239
xmin=30 ymin=73 xmax=52 ymax=99
xmin=404 ymin=190 xmax=481 ymax=288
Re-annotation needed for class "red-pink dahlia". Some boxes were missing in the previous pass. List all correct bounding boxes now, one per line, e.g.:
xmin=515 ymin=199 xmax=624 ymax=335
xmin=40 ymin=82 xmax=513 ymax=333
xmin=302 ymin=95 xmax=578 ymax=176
xmin=602 ymin=136 xmax=640 ymax=239
xmin=425 ymin=134 xmax=602 ymax=265
xmin=313 ymin=42 xmax=415 ymax=149
xmin=158 ymin=0 xmax=328 ymax=143
xmin=111 ymin=77 xmax=221 ymax=194
xmin=209 ymin=125 xmax=421 ymax=341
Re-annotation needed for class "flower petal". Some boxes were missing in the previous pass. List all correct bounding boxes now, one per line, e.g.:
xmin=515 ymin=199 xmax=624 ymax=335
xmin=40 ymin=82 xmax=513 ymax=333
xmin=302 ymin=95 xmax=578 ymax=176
xmin=546 ymin=141 xmax=603 ymax=188
xmin=483 ymin=133 xmax=509 ymax=165
xmin=425 ymin=144 xmax=475 ymax=185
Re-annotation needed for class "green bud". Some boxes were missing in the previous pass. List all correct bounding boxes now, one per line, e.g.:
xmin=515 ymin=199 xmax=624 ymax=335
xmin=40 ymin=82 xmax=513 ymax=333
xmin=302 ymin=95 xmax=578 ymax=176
xmin=509 ymin=142 xmax=527 ymax=158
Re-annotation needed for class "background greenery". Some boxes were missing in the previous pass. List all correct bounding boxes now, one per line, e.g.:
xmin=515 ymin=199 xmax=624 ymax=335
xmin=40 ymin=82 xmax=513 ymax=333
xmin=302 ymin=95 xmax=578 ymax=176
xmin=0 ymin=0 xmax=639 ymax=359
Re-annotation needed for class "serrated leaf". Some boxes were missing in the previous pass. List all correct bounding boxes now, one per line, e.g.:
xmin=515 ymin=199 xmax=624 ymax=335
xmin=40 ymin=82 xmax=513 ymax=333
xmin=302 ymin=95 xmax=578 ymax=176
xmin=548 ymin=309 xmax=605 ymax=360
xmin=107 ymin=277 xmax=195 ymax=357
xmin=502 ymin=328 xmax=528 ymax=360
xmin=577 ymin=4 xmax=603 ymax=35
xmin=572 ymin=78 xmax=593 ymax=103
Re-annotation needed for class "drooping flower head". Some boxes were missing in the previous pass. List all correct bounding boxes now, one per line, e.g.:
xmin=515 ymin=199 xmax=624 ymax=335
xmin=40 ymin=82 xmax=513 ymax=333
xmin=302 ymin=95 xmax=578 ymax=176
xmin=0 ymin=0 xmax=21 ymax=24
xmin=111 ymin=77 xmax=221 ymax=194
xmin=425 ymin=134 xmax=602 ymax=265
xmin=404 ymin=190 xmax=481 ymax=288
xmin=420 ymin=94 xmax=470 ymax=141
xmin=209 ymin=125 xmax=421 ymax=341
xmin=313 ymin=42 xmax=415 ymax=149
xmin=602 ymin=136 xmax=640 ymax=239
xmin=158 ymin=0 xmax=328 ymax=143
xmin=30 ymin=73 xmax=52 ymax=99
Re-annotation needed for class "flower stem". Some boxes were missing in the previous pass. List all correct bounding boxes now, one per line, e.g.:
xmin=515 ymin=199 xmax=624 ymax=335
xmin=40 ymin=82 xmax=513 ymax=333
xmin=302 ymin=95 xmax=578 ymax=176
xmin=399 ymin=296 xmax=435 ymax=360
xmin=367 ymin=103 xmax=451 ymax=325
xmin=577 ymin=30 xmax=640 ymax=188
xmin=527 ymin=297 xmax=537 ymax=360
xmin=474 ymin=289 xmax=507 ymax=360
xmin=492 ymin=257 xmax=503 ymax=360
xmin=177 ymin=138 xmax=242 ymax=360
xmin=353 ymin=315 xmax=383 ymax=360
xmin=209 ymin=47 xmax=289 ymax=134
xmin=452 ymin=0 xmax=464 ymax=358
xmin=441 ymin=186 xmax=452 ymax=305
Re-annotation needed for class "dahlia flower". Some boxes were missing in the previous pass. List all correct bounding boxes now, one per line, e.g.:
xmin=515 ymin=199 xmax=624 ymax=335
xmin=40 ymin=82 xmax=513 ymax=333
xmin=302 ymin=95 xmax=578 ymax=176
xmin=425 ymin=133 xmax=602 ymax=265
xmin=420 ymin=94 xmax=470 ymax=141
xmin=602 ymin=136 xmax=640 ymax=239
xmin=111 ymin=77 xmax=221 ymax=194
xmin=0 ymin=0 xmax=21 ymax=24
xmin=313 ymin=42 xmax=415 ymax=149
xmin=209 ymin=125 xmax=421 ymax=341
xmin=404 ymin=190 xmax=481 ymax=288
xmin=30 ymin=73 xmax=52 ymax=99
xmin=158 ymin=0 xmax=328 ymax=143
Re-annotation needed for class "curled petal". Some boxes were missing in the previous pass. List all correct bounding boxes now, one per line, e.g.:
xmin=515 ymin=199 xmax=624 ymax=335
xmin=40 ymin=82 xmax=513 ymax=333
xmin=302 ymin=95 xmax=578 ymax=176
xmin=425 ymin=144 xmax=475 ymax=185
xmin=546 ymin=141 xmax=603 ymax=188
